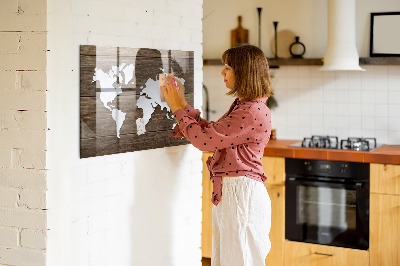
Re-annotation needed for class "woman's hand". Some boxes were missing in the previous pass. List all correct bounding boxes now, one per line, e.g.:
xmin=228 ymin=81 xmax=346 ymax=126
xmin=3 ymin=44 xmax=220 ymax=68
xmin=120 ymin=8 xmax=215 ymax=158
xmin=161 ymin=76 xmax=185 ymax=113
xmin=166 ymin=75 xmax=187 ymax=108
xmin=172 ymin=76 xmax=187 ymax=108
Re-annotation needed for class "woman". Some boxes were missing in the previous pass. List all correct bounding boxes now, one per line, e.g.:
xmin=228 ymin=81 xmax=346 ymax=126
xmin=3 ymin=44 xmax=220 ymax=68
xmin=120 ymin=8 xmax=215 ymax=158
xmin=161 ymin=44 xmax=273 ymax=266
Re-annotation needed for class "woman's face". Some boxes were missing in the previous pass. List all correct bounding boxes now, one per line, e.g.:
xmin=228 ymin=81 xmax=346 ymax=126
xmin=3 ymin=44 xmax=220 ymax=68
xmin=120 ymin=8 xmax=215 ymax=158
xmin=220 ymin=64 xmax=235 ymax=89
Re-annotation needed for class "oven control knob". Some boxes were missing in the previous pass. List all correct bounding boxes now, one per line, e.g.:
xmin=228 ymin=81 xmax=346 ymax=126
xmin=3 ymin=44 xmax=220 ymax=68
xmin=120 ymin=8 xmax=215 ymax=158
xmin=340 ymin=164 xmax=347 ymax=174
xmin=304 ymin=161 xmax=312 ymax=171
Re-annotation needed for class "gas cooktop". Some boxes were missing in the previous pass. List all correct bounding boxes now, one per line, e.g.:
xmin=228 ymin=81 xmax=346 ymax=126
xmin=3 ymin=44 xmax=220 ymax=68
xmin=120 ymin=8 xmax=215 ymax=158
xmin=289 ymin=135 xmax=383 ymax=151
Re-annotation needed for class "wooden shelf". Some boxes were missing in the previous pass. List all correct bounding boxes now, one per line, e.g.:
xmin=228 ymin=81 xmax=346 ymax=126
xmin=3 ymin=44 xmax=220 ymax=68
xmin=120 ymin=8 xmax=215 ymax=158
xmin=359 ymin=57 xmax=400 ymax=65
xmin=203 ymin=58 xmax=323 ymax=67
xmin=268 ymin=58 xmax=322 ymax=67
xmin=203 ymin=57 xmax=400 ymax=67
xmin=202 ymin=59 xmax=223 ymax=66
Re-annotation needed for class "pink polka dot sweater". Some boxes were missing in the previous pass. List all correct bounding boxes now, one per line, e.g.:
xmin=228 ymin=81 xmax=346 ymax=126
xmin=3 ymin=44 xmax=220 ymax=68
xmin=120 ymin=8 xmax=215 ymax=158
xmin=170 ymin=97 xmax=272 ymax=206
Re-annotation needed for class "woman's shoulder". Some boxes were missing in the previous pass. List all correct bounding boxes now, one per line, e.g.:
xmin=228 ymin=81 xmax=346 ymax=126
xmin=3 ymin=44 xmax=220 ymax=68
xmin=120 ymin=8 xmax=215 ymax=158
xmin=245 ymin=99 xmax=271 ymax=122
xmin=240 ymin=98 xmax=269 ymax=111
xmin=230 ymin=100 xmax=270 ymax=121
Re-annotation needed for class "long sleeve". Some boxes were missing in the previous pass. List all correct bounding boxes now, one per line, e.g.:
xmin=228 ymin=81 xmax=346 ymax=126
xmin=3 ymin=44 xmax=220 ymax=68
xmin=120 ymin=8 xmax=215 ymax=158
xmin=172 ymin=106 xmax=257 ymax=152
xmin=169 ymin=104 xmax=211 ymax=137
xmin=182 ymin=104 xmax=210 ymax=128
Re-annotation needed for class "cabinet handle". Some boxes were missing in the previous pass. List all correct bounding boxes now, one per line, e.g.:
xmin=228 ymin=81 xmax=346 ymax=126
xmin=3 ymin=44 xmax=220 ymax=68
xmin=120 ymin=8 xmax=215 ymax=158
xmin=314 ymin=252 xmax=335 ymax=257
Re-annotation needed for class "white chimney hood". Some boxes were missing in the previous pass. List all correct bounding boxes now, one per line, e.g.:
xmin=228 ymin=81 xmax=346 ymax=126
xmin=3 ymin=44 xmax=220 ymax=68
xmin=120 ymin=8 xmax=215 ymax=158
xmin=320 ymin=0 xmax=365 ymax=71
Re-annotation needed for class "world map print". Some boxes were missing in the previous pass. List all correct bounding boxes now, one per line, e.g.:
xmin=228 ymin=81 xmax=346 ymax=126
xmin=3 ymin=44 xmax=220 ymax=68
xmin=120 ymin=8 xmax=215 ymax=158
xmin=92 ymin=64 xmax=185 ymax=137
xmin=80 ymin=45 xmax=194 ymax=158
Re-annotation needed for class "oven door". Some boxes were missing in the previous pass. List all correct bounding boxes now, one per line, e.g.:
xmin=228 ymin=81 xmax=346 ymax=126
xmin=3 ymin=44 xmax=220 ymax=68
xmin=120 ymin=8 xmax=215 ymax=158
xmin=285 ymin=177 xmax=369 ymax=250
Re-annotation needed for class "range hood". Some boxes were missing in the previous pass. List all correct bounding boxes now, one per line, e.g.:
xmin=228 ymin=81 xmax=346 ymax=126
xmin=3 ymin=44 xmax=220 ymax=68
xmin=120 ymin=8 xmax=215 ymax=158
xmin=320 ymin=0 xmax=365 ymax=71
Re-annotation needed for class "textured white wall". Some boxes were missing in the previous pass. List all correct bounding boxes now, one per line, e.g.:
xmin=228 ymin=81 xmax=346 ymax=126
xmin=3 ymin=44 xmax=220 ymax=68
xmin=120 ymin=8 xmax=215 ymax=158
xmin=0 ymin=0 xmax=48 ymax=265
xmin=46 ymin=0 xmax=203 ymax=265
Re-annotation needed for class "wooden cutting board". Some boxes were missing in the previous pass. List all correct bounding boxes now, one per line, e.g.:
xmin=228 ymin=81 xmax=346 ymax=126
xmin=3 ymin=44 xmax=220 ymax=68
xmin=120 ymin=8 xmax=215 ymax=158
xmin=231 ymin=16 xmax=249 ymax=48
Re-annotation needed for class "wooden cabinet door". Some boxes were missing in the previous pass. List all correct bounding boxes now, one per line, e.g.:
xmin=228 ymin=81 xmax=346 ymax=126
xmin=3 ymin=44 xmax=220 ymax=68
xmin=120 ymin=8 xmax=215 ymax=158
xmin=264 ymin=184 xmax=284 ymax=266
xmin=201 ymin=152 xmax=213 ymax=258
xmin=370 ymin=193 xmax=400 ymax=266
xmin=370 ymin=163 xmax=400 ymax=195
xmin=262 ymin=156 xmax=285 ymax=186
xmin=284 ymin=241 xmax=369 ymax=266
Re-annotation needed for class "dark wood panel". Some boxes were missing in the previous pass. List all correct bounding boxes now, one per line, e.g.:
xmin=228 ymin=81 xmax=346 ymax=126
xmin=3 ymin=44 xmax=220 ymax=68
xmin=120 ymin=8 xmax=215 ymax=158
xmin=80 ymin=67 xmax=194 ymax=97
xmin=81 ymin=92 xmax=195 ymax=139
xmin=80 ymin=67 xmax=137 ymax=97
xmin=81 ymin=45 xmax=194 ymax=59
xmin=80 ymin=131 xmax=190 ymax=158
xmin=80 ymin=45 xmax=195 ymax=158
xmin=80 ymin=55 xmax=118 ymax=68
xmin=80 ymin=92 xmax=137 ymax=138
xmin=80 ymin=58 xmax=194 ymax=97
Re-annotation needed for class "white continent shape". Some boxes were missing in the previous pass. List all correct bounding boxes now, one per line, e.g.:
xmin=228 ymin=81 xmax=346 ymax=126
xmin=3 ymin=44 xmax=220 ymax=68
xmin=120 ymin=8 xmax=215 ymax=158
xmin=93 ymin=63 xmax=134 ymax=138
xmin=136 ymin=77 xmax=184 ymax=135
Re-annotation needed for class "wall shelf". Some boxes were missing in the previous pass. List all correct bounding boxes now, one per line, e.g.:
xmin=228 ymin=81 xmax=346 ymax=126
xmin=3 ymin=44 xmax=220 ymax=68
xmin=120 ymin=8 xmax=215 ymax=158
xmin=268 ymin=58 xmax=323 ymax=67
xmin=203 ymin=58 xmax=323 ymax=67
xmin=359 ymin=57 xmax=400 ymax=65
xmin=203 ymin=57 xmax=400 ymax=67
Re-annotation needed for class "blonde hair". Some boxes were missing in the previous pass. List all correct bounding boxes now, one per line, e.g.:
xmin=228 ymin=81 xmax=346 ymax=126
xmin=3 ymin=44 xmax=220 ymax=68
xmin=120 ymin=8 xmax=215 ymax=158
xmin=221 ymin=45 xmax=273 ymax=99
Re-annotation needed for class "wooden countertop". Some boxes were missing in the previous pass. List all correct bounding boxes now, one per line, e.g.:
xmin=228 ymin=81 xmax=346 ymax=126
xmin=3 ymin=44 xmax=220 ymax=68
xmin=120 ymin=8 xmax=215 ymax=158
xmin=263 ymin=139 xmax=400 ymax=165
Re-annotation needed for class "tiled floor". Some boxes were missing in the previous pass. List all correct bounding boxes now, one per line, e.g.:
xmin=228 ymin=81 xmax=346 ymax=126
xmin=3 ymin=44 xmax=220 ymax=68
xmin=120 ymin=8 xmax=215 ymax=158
xmin=202 ymin=257 xmax=211 ymax=266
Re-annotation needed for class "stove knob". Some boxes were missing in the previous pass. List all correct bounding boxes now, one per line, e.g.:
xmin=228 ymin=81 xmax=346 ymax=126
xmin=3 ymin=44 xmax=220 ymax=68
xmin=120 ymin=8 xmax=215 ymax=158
xmin=305 ymin=162 xmax=312 ymax=171
xmin=340 ymin=164 xmax=347 ymax=174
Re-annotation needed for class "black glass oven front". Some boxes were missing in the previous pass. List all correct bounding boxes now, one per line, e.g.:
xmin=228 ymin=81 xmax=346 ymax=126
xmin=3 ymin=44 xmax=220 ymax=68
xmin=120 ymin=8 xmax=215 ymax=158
xmin=285 ymin=158 xmax=369 ymax=250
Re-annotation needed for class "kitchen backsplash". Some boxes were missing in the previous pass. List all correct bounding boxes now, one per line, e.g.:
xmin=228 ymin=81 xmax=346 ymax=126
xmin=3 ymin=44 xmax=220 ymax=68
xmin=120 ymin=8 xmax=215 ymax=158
xmin=203 ymin=65 xmax=400 ymax=144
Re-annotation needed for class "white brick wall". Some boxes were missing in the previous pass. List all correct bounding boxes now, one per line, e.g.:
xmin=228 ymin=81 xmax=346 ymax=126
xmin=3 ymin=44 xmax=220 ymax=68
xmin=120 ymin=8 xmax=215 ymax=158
xmin=0 ymin=227 xmax=19 ymax=247
xmin=21 ymin=229 xmax=47 ymax=250
xmin=0 ymin=247 xmax=46 ymax=266
xmin=46 ymin=0 xmax=203 ymax=266
xmin=0 ymin=187 xmax=19 ymax=208
xmin=0 ymin=0 xmax=47 ymax=265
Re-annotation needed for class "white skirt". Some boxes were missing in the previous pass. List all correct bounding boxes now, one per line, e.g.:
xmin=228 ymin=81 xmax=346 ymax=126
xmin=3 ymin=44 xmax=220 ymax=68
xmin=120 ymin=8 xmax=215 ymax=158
xmin=212 ymin=176 xmax=271 ymax=266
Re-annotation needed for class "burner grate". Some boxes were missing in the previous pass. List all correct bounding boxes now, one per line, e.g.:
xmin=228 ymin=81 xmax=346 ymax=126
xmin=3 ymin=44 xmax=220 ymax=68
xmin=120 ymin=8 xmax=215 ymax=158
xmin=301 ymin=135 xmax=339 ymax=149
xmin=340 ymin=137 xmax=377 ymax=151
xmin=296 ymin=136 xmax=378 ymax=151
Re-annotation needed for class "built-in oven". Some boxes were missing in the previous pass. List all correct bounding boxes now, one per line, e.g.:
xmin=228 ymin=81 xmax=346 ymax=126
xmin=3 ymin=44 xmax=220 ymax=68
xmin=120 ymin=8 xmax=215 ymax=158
xmin=285 ymin=158 xmax=370 ymax=250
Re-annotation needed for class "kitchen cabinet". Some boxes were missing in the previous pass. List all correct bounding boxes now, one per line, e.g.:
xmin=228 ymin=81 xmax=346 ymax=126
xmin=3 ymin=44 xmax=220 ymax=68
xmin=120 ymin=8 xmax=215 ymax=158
xmin=370 ymin=163 xmax=400 ymax=266
xmin=201 ymin=154 xmax=286 ymax=266
xmin=264 ymin=184 xmax=284 ymax=266
xmin=201 ymin=152 xmax=213 ymax=258
xmin=261 ymin=156 xmax=285 ymax=186
xmin=261 ymin=156 xmax=285 ymax=266
xmin=284 ymin=241 xmax=369 ymax=266
xmin=370 ymin=163 xmax=400 ymax=195
xmin=370 ymin=193 xmax=400 ymax=266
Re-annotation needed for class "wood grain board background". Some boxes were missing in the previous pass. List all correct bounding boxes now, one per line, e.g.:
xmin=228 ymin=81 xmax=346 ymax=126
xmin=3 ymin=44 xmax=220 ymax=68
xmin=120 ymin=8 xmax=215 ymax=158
xmin=80 ymin=45 xmax=194 ymax=158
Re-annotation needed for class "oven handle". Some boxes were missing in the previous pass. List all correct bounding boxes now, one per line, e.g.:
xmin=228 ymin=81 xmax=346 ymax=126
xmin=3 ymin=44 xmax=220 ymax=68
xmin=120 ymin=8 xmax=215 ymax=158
xmin=314 ymin=252 xmax=335 ymax=257
xmin=286 ymin=177 xmax=364 ymax=189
